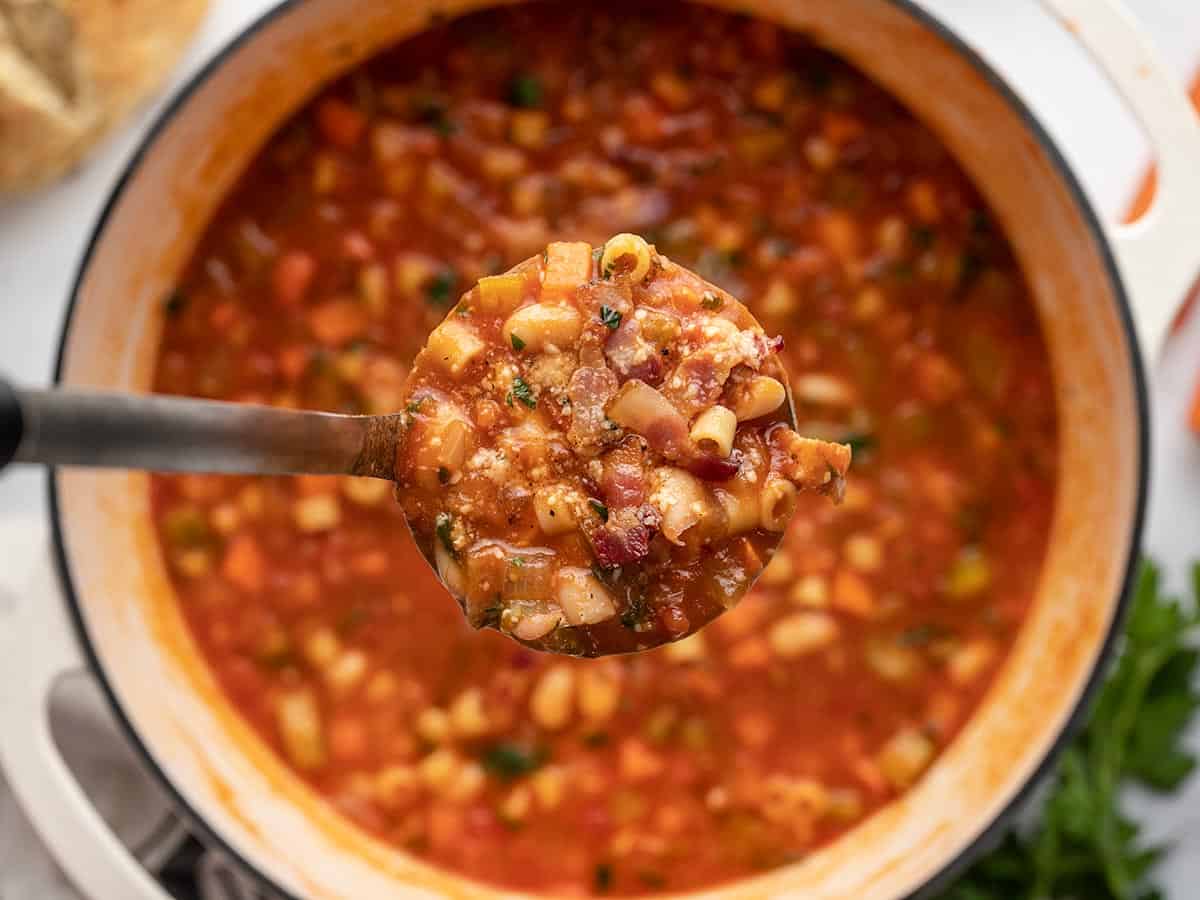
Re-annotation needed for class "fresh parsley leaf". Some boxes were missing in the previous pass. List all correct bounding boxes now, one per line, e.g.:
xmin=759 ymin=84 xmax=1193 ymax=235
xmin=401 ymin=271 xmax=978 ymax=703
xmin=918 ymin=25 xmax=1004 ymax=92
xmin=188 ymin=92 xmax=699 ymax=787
xmin=589 ymin=499 xmax=609 ymax=523
xmin=511 ymin=333 xmax=526 ymax=352
xmin=844 ymin=432 xmax=877 ymax=455
xmin=511 ymin=557 xmax=526 ymax=568
xmin=507 ymin=73 xmax=543 ymax=109
xmin=511 ymin=376 xmax=536 ymax=409
xmin=434 ymin=512 xmax=456 ymax=559
xmin=425 ymin=270 xmax=457 ymax=306
xmin=599 ymin=305 xmax=622 ymax=330
xmin=413 ymin=93 xmax=457 ymax=135
xmin=621 ymin=594 xmax=647 ymax=630
xmin=482 ymin=742 xmax=546 ymax=781
xmin=937 ymin=560 xmax=1200 ymax=900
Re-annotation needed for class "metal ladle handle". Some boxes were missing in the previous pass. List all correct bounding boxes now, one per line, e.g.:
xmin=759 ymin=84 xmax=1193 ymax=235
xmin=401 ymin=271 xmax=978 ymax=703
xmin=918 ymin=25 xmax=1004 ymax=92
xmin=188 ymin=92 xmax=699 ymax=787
xmin=0 ymin=375 xmax=402 ymax=480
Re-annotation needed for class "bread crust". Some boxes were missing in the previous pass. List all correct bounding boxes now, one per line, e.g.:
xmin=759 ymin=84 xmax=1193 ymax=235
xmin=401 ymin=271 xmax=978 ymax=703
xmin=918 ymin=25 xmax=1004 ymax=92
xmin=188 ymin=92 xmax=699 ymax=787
xmin=0 ymin=0 xmax=209 ymax=194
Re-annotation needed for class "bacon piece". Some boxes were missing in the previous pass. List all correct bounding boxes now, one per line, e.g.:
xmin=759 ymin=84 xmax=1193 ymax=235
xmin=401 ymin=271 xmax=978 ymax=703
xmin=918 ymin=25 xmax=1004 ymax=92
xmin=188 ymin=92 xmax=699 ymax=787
xmin=606 ymin=379 xmax=691 ymax=460
xmin=600 ymin=439 xmax=648 ymax=508
xmin=605 ymin=316 xmax=666 ymax=386
xmin=589 ymin=505 xmax=661 ymax=568
xmin=663 ymin=322 xmax=785 ymax=418
xmin=768 ymin=425 xmax=853 ymax=502
xmin=566 ymin=366 xmax=620 ymax=457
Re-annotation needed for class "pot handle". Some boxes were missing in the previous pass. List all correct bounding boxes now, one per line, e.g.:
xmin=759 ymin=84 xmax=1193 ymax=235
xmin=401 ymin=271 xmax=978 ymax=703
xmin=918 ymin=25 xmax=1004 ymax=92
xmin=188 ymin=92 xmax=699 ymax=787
xmin=0 ymin=538 xmax=174 ymax=900
xmin=1040 ymin=0 xmax=1200 ymax=361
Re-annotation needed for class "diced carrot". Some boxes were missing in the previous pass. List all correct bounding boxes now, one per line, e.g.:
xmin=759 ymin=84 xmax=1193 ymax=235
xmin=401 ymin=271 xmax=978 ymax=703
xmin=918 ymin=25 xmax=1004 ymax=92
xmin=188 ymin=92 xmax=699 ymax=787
xmin=913 ymin=352 xmax=965 ymax=404
xmin=832 ymin=568 xmax=877 ymax=617
xmin=221 ymin=534 xmax=265 ymax=593
xmin=341 ymin=231 xmax=374 ymax=261
xmin=329 ymin=715 xmax=369 ymax=762
xmin=822 ymin=111 xmax=865 ymax=146
xmin=351 ymin=550 xmax=390 ymax=577
xmin=315 ymin=98 xmax=367 ymax=150
xmin=209 ymin=301 xmax=237 ymax=331
xmin=308 ymin=298 xmax=367 ymax=347
xmin=273 ymin=251 xmax=316 ymax=308
xmin=541 ymin=241 xmax=593 ymax=299
xmin=1190 ymin=374 xmax=1200 ymax=435
xmin=277 ymin=345 xmax=311 ymax=382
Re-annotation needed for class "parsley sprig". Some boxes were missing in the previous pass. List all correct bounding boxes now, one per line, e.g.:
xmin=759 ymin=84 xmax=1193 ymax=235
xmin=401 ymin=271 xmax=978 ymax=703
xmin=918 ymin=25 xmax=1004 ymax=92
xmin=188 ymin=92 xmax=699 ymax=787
xmin=939 ymin=560 xmax=1200 ymax=900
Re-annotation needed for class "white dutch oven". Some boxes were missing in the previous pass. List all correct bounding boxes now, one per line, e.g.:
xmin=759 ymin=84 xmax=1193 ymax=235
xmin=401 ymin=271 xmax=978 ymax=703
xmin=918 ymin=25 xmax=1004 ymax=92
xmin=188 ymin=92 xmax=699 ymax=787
xmin=2 ymin=1 xmax=1200 ymax=898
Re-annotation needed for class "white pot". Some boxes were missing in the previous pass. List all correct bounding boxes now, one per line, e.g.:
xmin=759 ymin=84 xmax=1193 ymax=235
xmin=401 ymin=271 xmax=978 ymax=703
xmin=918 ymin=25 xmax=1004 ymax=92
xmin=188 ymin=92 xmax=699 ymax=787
xmin=2 ymin=1 xmax=1199 ymax=898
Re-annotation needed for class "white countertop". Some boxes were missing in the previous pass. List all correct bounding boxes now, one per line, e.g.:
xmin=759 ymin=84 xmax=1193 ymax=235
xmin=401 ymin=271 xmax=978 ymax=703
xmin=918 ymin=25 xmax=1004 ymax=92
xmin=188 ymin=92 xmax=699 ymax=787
xmin=1 ymin=1 xmax=1198 ymax=895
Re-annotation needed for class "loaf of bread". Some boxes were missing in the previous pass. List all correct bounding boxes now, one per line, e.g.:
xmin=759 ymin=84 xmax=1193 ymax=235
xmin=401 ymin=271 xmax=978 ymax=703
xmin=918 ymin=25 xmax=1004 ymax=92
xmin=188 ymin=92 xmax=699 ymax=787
xmin=0 ymin=0 xmax=209 ymax=194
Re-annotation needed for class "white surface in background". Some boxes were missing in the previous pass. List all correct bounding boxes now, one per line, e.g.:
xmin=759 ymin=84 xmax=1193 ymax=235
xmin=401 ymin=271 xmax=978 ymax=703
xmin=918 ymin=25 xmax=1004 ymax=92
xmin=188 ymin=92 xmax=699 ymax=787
xmin=0 ymin=0 xmax=1199 ymax=895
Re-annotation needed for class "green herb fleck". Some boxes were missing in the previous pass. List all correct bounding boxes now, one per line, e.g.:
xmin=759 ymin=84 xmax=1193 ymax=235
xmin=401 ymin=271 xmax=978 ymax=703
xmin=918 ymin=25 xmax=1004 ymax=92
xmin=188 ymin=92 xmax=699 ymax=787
xmin=426 ymin=270 xmax=457 ymax=306
xmin=956 ymin=251 xmax=985 ymax=297
xmin=936 ymin=559 xmax=1200 ymax=900
xmin=511 ymin=557 xmax=526 ymax=568
xmin=511 ymin=333 xmax=526 ymax=352
xmin=511 ymin=376 xmax=536 ymax=409
xmin=898 ymin=623 xmax=947 ymax=647
xmin=594 ymin=863 xmax=614 ymax=894
xmin=700 ymin=291 xmax=724 ymax=311
xmin=164 ymin=289 xmax=187 ymax=317
xmin=844 ymin=432 xmax=876 ymax=455
xmin=413 ymin=94 xmax=457 ymax=135
xmin=406 ymin=396 xmax=426 ymax=415
xmin=599 ymin=306 xmax=622 ymax=330
xmin=437 ymin=466 xmax=450 ymax=485
xmin=482 ymin=742 xmax=546 ymax=781
xmin=589 ymin=499 xmax=609 ymax=523
xmin=435 ymin=512 xmax=456 ymax=559
xmin=621 ymin=595 xmax=647 ymax=630
xmin=507 ymin=73 xmax=543 ymax=109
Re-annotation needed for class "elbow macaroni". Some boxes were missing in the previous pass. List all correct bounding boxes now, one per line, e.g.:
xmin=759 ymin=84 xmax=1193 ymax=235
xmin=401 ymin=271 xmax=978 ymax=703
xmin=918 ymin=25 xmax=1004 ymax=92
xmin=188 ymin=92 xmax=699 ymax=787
xmin=690 ymin=405 xmax=737 ymax=457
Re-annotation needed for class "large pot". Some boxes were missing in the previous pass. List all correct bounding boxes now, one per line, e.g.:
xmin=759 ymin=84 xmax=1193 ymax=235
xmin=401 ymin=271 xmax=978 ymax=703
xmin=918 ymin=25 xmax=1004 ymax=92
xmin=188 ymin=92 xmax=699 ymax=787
xmin=2 ymin=1 xmax=1199 ymax=898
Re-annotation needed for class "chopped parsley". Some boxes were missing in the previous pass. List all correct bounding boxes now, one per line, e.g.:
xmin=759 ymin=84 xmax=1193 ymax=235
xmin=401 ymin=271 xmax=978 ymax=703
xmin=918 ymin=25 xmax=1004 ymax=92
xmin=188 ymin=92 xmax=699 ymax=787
xmin=434 ymin=512 xmax=457 ymax=558
xmin=589 ymin=499 xmax=609 ymax=523
xmin=437 ymin=466 xmax=450 ymax=485
xmin=509 ymin=376 xmax=537 ymax=409
xmin=898 ymin=623 xmax=947 ymax=647
xmin=425 ymin=270 xmax=457 ymax=306
xmin=507 ymin=73 xmax=543 ymax=109
xmin=511 ymin=333 xmax=526 ymax=352
xmin=511 ymin=556 xmax=526 ymax=568
xmin=405 ymin=396 xmax=426 ymax=415
xmin=700 ymin=290 xmax=724 ymax=311
xmin=844 ymin=432 xmax=877 ymax=455
xmin=413 ymin=93 xmax=457 ymax=135
xmin=599 ymin=305 xmax=622 ymax=330
xmin=621 ymin=594 xmax=647 ymax=630
xmin=481 ymin=742 xmax=546 ymax=781
xmin=937 ymin=560 xmax=1200 ymax=900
